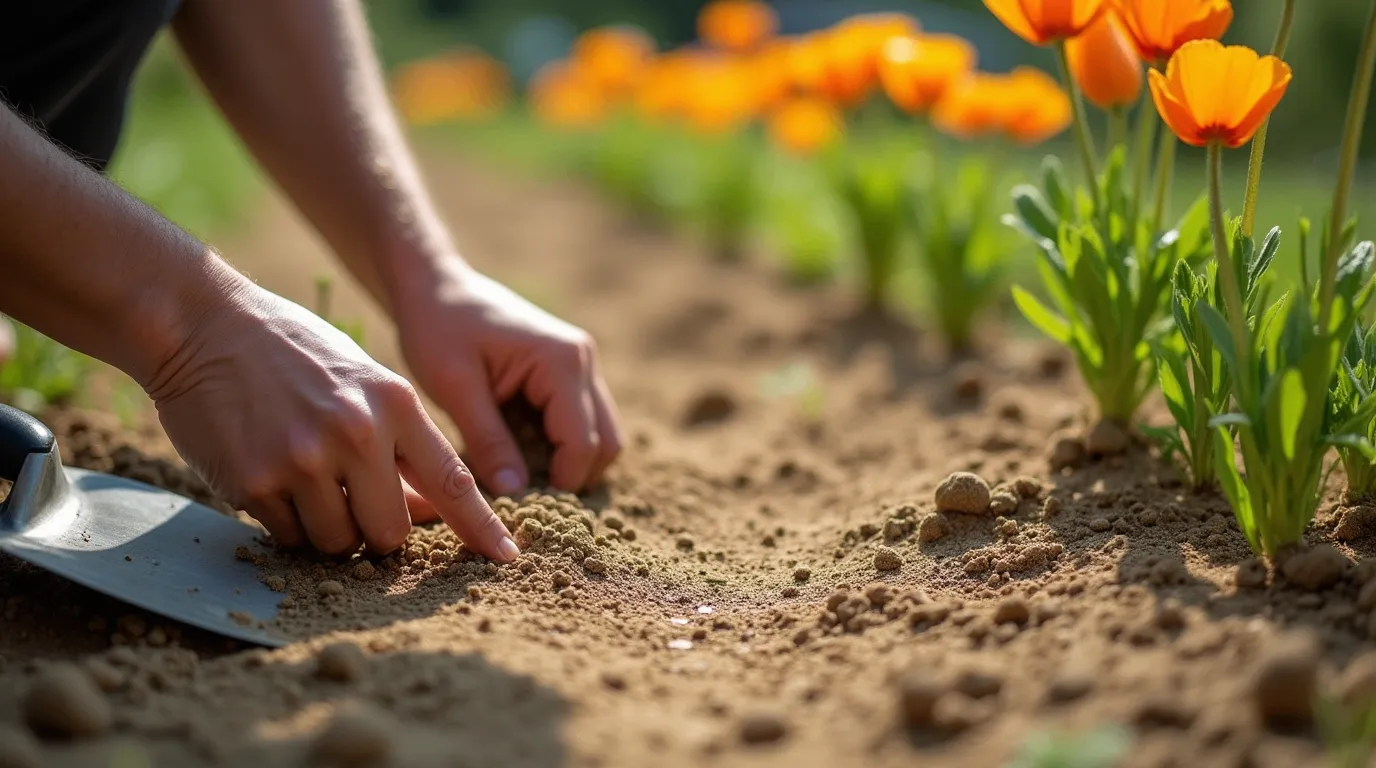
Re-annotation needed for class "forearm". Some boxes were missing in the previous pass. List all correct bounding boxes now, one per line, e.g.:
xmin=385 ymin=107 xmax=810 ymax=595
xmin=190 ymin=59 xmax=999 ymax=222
xmin=0 ymin=105 xmax=243 ymax=388
xmin=171 ymin=0 xmax=464 ymax=317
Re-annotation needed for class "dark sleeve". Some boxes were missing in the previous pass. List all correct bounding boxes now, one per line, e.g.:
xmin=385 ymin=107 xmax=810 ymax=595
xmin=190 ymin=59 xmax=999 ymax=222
xmin=0 ymin=0 xmax=182 ymax=172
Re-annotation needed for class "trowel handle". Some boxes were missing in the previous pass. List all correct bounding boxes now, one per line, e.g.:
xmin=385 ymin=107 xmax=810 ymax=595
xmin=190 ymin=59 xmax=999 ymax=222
xmin=0 ymin=404 xmax=55 ymax=481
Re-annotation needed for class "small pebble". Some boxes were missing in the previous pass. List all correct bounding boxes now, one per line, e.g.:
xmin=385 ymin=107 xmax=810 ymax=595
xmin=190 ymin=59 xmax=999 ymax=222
xmin=583 ymin=557 xmax=608 ymax=575
xmin=310 ymin=701 xmax=393 ymax=767
xmin=315 ymin=642 xmax=367 ymax=683
xmin=874 ymin=547 xmax=903 ymax=572
xmin=318 ymin=580 xmax=345 ymax=597
xmin=793 ymin=567 xmax=811 ymax=583
xmin=739 ymin=712 xmax=789 ymax=745
xmin=350 ymin=561 xmax=377 ymax=581
xmin=23 ymin=664 xmax=111 ymax=740
xmin=934 ymin=472 xmax=991 ymax=515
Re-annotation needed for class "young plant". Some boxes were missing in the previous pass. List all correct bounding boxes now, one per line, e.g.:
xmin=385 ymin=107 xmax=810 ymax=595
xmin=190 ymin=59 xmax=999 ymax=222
xmin=1331 ymin=315 xmax=1376 ymax=500
xmin=1147 ymin=227 xmax=1277 ymax=489
xmin=909 ymin=152 xmax=1011 ymax=352
xmin=0 ymin=321 xmax=92 ymax=413
xmin=825 ymin=138 xmax=913 ymax=310
xmin=1319 ymin=691 xmax=1376 ymax=768
xmin=695 ymin=132 xmax=760 ymax=263
xmin=1007 ymin=150 xmax=1200 ymax=425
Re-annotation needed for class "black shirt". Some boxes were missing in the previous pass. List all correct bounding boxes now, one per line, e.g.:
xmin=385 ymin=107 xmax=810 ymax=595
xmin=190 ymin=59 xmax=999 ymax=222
xmin=0 ymin=0 xmax=182 ymax=172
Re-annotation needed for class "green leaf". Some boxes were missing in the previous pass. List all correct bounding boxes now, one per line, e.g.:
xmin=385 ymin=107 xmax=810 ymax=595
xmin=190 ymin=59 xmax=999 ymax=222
xmin=1197 ymin=303 xmax=1239 ymax=380
xmin=1277 ymin=369 xmax=1306 ymax=460
xmin=1042 ymin=155 xmax=1072 ymax=220
xmin=1210 ymin=412 xmax=1252 ymax=428
xmin=1326 ymin=433 xmax=1376 ymax=461
xmin=1247 ymin=226 xmax=1281 ymax=300
xmin=1011 ymin=185 xmax=1059 ymax=243
xmin=1212 ymin=425 xmax=1257 ymax=550
xmin=1013 ymin=286 xmax=1072 ymax=343
xmin=1155 ymin=343 xmax=1195 ymax=431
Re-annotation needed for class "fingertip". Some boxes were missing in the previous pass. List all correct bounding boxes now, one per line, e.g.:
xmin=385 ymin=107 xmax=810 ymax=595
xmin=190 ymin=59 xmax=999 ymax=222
xmin=491 ymin=466 xmax=527 ymax=497
xmin=496 ymin=537 xmax=520 ymax=564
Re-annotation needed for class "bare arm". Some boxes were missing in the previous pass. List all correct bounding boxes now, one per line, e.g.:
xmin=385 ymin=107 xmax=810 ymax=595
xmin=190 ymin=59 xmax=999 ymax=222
xmin=0 ymin=102 xmax=516 ymax=563
xmin=170 ymin=0 xmax=455 ymax=315
xmin=171 ymin=0 xmax=624 ymax=497
xmin=0 ymin=103 xmax=233 ymax=388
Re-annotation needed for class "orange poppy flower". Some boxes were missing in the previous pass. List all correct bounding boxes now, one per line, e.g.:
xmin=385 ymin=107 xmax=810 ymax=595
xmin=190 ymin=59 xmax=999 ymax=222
xmin=817 ymin=13 xmax=921 ymax=108
xmin=571 ymin=26 xmax=656 ymax=96
xmin=748 ymin=39 xmax=796 ymax=111
xmin=785 ymin=33 xmax=830 ymax=93
xmin=932 ymin=73 xmax=1012 ymax=140
xmin=1066 ymin=12 xmax=1142 ymax=110
xmin=680 ymin=56 xmax=762 ymax=135
xmin=393 ymin=50 xmax=510 ymax=125
xmin=767 ymin=97 xmax=843 ymax=156
xmin=1002 ymin=67 xmax=1073 ymax=144
xmin=698 ymin=0 xmax=778 ymax=53
xmin=528 ymin=61 xmax=608 ymax=129
xmin=984 ymin=0 xmax=1109 ymax=46
xmin=878 ymin=33 xmax=978 ymax=114
xmin=1115 ymin=0 xmax=1232 ymax=65
xmin=1148 ymin=39 xmax=1291 ymax=148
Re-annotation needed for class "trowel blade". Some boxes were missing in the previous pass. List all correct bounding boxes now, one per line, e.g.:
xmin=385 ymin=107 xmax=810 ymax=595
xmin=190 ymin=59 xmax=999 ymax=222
xmin=0 ymin=468 xmax=286 ymax=647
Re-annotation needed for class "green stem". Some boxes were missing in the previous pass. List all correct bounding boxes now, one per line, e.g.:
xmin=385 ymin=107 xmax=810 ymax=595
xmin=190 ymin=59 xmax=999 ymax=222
xmin=1152 ymin=128 xmax=1176 ymax=230
xmin=1320 ymin=0 xmax=1376 ymax=330
xmin=1107 ymin=107 xmax=1128 ymax=160
xmin=1054 ymin=40 xmax=1101 ymax=195
xmin=1240 ymin=0 xmax=1297 ymax=238
xmin=1131 ymin=99 xmax=1157 ymax=220
xmin=1209 ymin=143 xmax=1250 ymax=394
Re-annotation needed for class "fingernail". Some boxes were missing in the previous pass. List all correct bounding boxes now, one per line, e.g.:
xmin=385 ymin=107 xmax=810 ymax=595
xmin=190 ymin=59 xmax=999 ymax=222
xmin=493 ymin=468 xmax=524 ymax=496
xmin=496 ymin=537 xmax=521 ymax=563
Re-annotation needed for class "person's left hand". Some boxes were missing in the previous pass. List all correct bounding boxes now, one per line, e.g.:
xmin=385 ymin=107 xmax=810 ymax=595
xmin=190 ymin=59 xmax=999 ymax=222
xmin=393 ymin=262 xmax=622 ymax=518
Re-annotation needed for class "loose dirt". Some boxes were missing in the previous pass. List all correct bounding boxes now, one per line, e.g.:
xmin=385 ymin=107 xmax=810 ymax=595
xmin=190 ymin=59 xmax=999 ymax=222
xmin=3 ymin=144 xmax=1376 ymax=767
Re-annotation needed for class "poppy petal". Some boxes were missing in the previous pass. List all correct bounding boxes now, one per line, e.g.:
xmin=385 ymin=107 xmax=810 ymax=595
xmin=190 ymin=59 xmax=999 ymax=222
xmin=1150 ymin=69 xmax=1206 ymax=146
xmin=1227 ymin=57 xmax=1292 ymax=147
xmin=985 ymin=0 xmax=1048 ymax=44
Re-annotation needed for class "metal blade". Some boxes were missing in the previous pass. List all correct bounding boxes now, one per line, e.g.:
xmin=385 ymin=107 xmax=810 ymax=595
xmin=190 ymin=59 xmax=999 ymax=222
xmin=0 ymin=468 xmax=286 ymax=647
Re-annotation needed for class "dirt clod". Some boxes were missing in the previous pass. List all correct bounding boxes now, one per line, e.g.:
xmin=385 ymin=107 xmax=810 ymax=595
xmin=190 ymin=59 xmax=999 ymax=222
xmin=310 ymin=701 xmax=394 ymax=766
xmin=874 ymin=547 xmax=902 ymax=572
xmin=0 ymin=726 xmax=40 ymax=768
xmin=934 ymin=472 xmax=990 ymax=515
xmin=1279 ymin=545 xmax=1350 ymax=591
xmin=350 ymin=561 xmax=377 ymax=581
xmin=917 ymin=515 xmax=944 ymax=543
xmin=22 ymin=664 xmax=111 ymax=740
xmin=793 ymin=567 xmax=811 ymax=582
xmin=1335 ymin=505 xmax=1376 ymax=541
xmin=897 ymin=671 xmax=943 ymax=728
xmin=992 ymin=597 xmax=1030 ymax=626
xmin=1235 ymin=559 xmax=1268 ymax=589
xmin=1049 ymin=434 xmax=1086 ymax=471
xmin=1252 ymin=632 xmax=1321 ymax=729
xmin=682 ymin=389 xmax=737 ymax=427
xmin=584 ymin=557 xmax=608 ymax=575
xmin=1085 ymin=420 xmax=1129 ymax=456
xmin=739 ymin=711 xmax=789 ymax=745
xmin=315 ymin=642 xmax=367 ymax=683
xmin=1012 ymin=476 xmax=1043 ymax=499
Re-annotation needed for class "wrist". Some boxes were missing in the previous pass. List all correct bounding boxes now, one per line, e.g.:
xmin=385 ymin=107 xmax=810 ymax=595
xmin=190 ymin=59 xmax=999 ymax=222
xmin=133 ymin=249 xmax=255 ymax=395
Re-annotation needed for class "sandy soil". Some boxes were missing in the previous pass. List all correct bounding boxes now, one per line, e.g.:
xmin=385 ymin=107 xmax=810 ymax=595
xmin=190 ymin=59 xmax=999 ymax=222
xmin=3 ymin=142 xmax=1376 ymax=768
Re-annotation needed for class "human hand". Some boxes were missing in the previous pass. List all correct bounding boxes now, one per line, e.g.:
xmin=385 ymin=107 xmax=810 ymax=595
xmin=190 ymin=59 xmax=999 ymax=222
xmin=394 ymin=264 xmax=623 ymax=501
xmin=143 ymin=281 xmax=519 ymax=562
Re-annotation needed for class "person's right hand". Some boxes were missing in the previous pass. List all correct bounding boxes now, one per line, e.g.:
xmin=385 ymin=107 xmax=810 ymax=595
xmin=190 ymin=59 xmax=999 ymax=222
xmin=142 ymin=281 xmax=519 ymax=562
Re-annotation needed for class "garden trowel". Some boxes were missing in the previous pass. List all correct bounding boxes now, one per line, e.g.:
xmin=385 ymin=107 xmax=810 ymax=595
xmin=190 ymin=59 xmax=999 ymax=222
xmin=0 ymin=404 xmax=285 ymax=647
